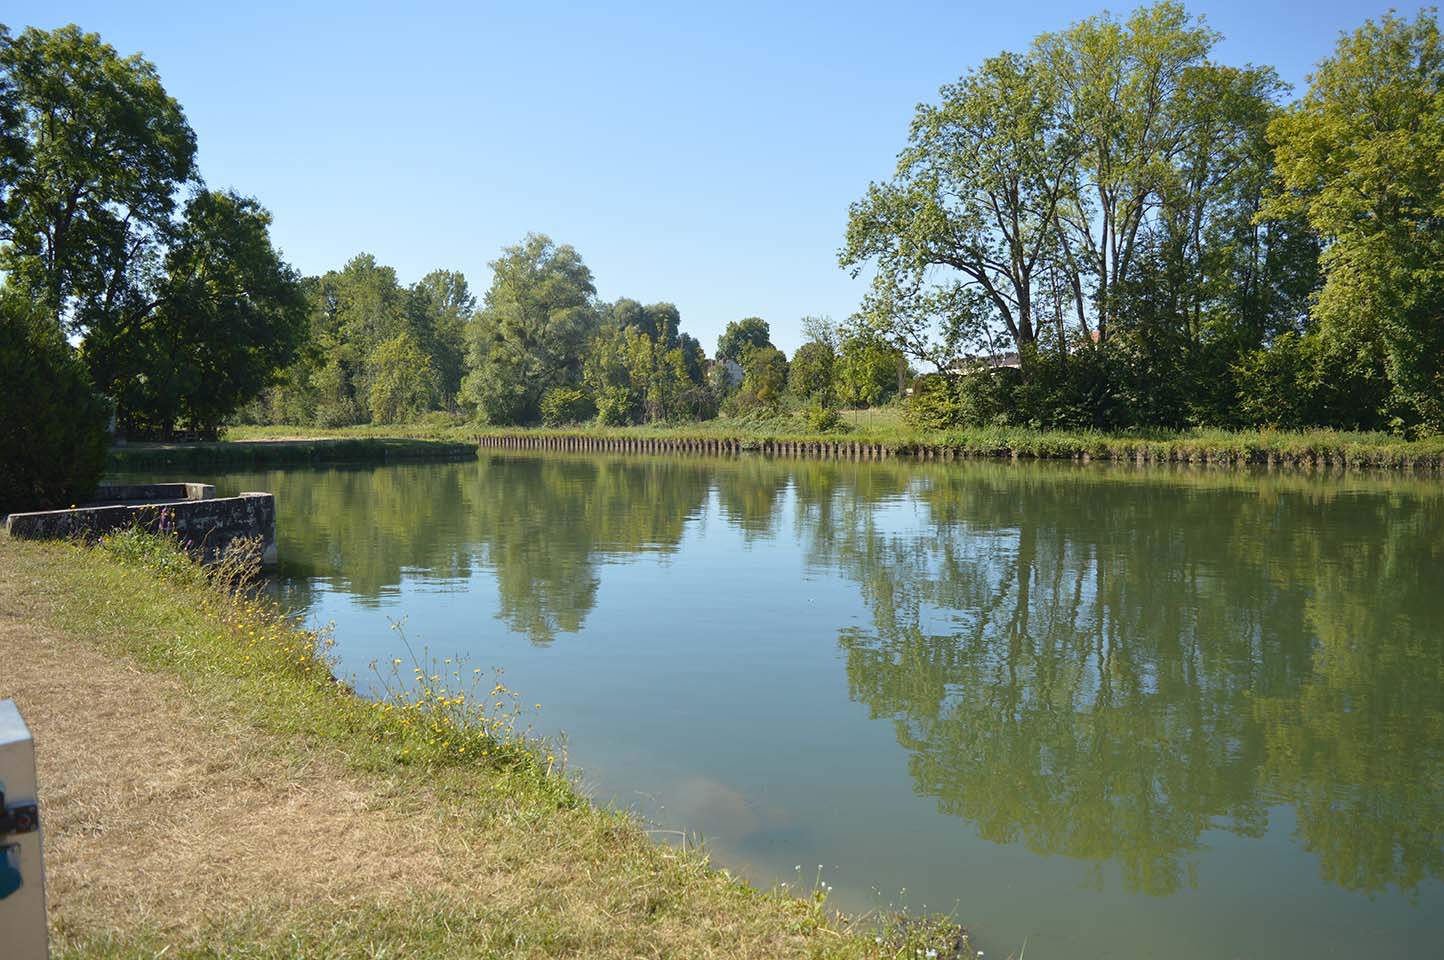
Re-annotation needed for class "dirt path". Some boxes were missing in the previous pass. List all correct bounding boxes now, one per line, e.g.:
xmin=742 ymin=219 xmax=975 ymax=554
xmin=0 ymin=556 xmax=515 ymax=950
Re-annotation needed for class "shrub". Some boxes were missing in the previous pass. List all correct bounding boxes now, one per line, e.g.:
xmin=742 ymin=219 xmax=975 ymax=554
xmin=802 ymin=397 xmax=844 ymax=432
xmin=907 ymin=370 xmax=1016 ymax=430
xmin=592 ymin=387 xmax=637 ymax=426
xmin=1233 ymin=332 xmax=1394 ymax=431
xmin=315 ymin=397 xmax=366 ymax=428
xmin=1012 ymin=345 xmax=1124 ymax=430
xmin=539 ymin=386 xmax=597 ymax=426
xmin=672 ymin=385 xmax=719 ymax=422
xmin=907 ymin=376 xmax=964 ymax=430
xmin=0 ymin=300 xmax=111 ymax=512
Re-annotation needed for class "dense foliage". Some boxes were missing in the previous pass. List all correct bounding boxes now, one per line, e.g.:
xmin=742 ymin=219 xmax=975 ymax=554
xmin=843 ymin=3 xmax=1444 ymax=435
xmin=0 ymin=297 xmax=109 ymax=510
xmin=253 ymin=243 xmax=799 ymax=428
xmin=5 ymin=6 xmax=1437 ymax=447
xmin=0 ymin=24 xmax=305 ymax=439
xmin=1265 ymin=9 xmax=1444 ymax=431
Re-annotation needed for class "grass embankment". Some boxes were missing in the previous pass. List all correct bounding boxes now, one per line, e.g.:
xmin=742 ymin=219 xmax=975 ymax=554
xmin=226 ymin=409 xmax=1444 ymax=470
xmin=0 ymin=533 xmax=969 ymax=959
xmin=108 ymin=436 xmax=476 ymax=471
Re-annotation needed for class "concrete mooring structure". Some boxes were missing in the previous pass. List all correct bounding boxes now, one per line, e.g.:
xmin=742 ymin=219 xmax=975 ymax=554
xmin=4 ymin=483 xmax=277 ymax=566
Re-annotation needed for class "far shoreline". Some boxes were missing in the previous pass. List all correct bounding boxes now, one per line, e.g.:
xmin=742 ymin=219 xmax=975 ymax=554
xmin=175 ymin=414 xmax=1444 ymax=473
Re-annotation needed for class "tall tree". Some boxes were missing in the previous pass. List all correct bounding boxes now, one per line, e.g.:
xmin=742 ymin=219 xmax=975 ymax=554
xmin=1264 ymin=9 xmax=1444 ymax=431
xmin=87 ymin=190 xmax=308 ymax=436
xmin=1 ymin=25 xmax=305 ymax=437
xmin=368 ymin=330 xmax=438 ymax=424
xmin=0 ymin=24 xmax=196 ymax=331
xmin=584 ymin=297 xmax=707 ymax=425
xmin=407 ymin=269 xmax=474 ymax=406
xmin=462 ymin=233 xmax=597 ymax=425
xmin=607 ymin=298 xmax=682 ymax=347
xmin=0 ymin=26 xmax=28 ymax=233
xmin=842 ymin=49 xmax=1073 ymax=363
xmin=264 ymin=253 xmax=407 ymax=427
xmin=1037 ymin=1 xmax=1217 ymax=341
xmin=715 ymin=316 xmax=772 ymax=364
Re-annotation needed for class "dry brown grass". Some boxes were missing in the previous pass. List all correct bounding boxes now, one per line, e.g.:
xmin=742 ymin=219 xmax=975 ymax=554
xmin=1 ymin=562 xmax=457 ymax=939
xmin=0 ymin=537 xmax=970 ymax=959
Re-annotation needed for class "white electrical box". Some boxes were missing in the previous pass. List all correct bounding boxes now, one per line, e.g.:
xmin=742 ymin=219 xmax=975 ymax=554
xmin=0 ymin=699 xmax=47 ymax=958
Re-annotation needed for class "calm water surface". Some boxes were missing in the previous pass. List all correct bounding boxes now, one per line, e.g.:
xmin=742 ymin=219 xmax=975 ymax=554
xmin=123 ymin=454 xmax=1444 ymax=959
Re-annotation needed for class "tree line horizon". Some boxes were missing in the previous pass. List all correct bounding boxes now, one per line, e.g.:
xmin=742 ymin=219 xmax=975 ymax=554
xmin=3 ymin=3 xmax=1442 ymax=506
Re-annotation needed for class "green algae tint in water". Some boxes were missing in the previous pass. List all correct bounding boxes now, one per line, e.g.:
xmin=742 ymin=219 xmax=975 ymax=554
xmin=123 ymin=454 xmax=1444 ymax=959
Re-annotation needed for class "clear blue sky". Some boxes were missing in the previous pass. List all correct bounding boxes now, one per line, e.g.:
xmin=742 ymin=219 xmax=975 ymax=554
xmin=7 ymin=0 xmax=1396 ymax=353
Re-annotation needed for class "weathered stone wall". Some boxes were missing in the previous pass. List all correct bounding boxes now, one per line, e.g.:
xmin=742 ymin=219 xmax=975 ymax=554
xmin=4 ymin=493 xmax=277 ymax=567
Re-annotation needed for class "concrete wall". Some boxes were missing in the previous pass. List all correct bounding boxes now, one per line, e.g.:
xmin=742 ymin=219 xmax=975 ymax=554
xmin=91 ymin=482 xmax=215 ymax=503
xmin=4 ymin=493 xmax=277 ymax=567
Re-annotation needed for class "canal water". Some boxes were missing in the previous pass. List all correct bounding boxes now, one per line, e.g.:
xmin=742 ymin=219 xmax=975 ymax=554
xmin=120 ymin=453 xmax=1444 ymax=959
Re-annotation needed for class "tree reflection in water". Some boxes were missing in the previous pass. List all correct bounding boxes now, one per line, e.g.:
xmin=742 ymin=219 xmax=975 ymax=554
xmin=805 ymin=463 xmax=1444 ymax=897
xmin=195 ymin=455 xmax=1443 ymax=897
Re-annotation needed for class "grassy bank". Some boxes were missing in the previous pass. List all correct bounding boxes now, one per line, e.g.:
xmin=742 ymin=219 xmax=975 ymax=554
xmin=224 ymin=410 xmax=1444 ymax=470
xmin=0 ymin=533 xmax=970 ymax=959
xmin=108 ymin=436 xmax=477 ymax=471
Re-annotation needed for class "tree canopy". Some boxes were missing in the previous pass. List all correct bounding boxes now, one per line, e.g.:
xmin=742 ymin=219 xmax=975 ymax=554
xmin=6 ymin=8 xmax=1437 ymax=441
xmin=462 ymin=233 xmax=598 ymax=425
xmin=841 ymin=2 xmax=1441 ymax=434
xmin=0 ymin=24 xmax=305 ymax=438
xmin=1265 ymin=10 xmax=1444 ymax=430
xmin=715 ymin=316 xmax=773 ymax=364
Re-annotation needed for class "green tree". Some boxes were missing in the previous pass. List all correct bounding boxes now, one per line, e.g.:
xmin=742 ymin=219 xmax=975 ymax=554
xmin=728 ymin=344 xmax=788 ymax=413
xmin=1264 ymin=9 xmax=1444 ymax=431
xmin=1038 ymin=2 xmax=1218 ymax=341
xmin=676 ymin=332 xmax=708 ymax=385
xmin=462 ymin=234 xmax=597 ymax=425
xmin=0 ymin=25 xmax=307 ymax=438
xmin=842 ymin=48 xmax=1070 ymax=365
xmin=406 ymin=269 xmax=473 ymax=407
xmin=367 ymin=330 xmax=438 ymax=424
xmin=716 ymin=316 xmax=772 ymax=364
xmin=836 ymin=329 xmax=904 ymax=407
xmin=266 ymin=254 xmax=416 ymax=427
xmin=607 ymin=298 xmax=682 ymax=347
xmin=585 ymin=297 xmax=708 ymax=423
xmin=0 ymin=26 xmax=26 ymax=230
xmin=83 ymin=190 xmax=307 ymax=437
xmin=841 ymin=2 xmax=1345 ymax=431
xmin=0 ymin=24 xmax=196 ymax=331
xmin=789 ymin=339 xmax=836 ymax=401
xmin=0 ymin=295 xmax=109 ymax=510
xmin=584 ymin=322 xmax=646 ymax=425
xmin=841 ymin=3 xmax=1237 ymax=378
